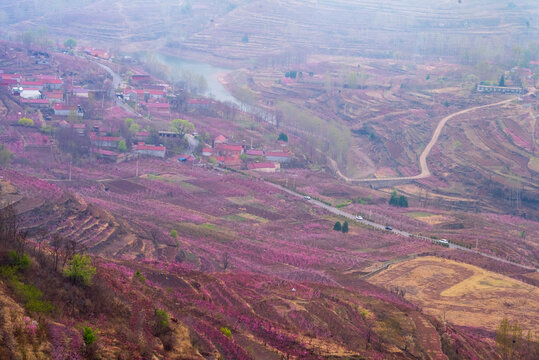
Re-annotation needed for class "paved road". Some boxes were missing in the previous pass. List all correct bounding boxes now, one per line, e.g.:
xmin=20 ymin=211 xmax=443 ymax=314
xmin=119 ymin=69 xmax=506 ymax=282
xmin=93 ymin=61 xmax=138 ymax=116
xmin=335 ymin=96 xmax=521 ymax=183
xmin=267 ymin=182 xmax=538 ymax=272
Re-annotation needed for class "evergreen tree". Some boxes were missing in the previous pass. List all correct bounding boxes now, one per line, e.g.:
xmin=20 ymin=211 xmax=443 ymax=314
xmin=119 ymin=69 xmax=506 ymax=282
xmin=333 ymin=221 xmax=341 ymax=231
xmin=499 ymin=74 xmax=505 ymax=87
xmin=342 ymin=221 xmax=349 ymax=233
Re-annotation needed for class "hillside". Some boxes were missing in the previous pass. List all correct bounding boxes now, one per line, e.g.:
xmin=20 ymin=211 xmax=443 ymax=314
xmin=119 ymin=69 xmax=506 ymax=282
xmin=3 ymin=0 xmax=539 ymax=65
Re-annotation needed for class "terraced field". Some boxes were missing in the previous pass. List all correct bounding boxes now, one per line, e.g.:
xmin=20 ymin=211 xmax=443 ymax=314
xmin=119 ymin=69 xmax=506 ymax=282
xmin=369 ymin=256 xmax=539 ymax=332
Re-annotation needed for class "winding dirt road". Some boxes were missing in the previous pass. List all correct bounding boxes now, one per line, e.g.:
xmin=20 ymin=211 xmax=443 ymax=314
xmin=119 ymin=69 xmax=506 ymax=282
xmin=336 ymin=96 xmax=519 ymax=183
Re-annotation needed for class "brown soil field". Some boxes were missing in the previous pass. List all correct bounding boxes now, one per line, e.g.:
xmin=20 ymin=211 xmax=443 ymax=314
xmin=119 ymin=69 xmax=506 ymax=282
xmin=369 ymin=256 xmax=539 ymax=332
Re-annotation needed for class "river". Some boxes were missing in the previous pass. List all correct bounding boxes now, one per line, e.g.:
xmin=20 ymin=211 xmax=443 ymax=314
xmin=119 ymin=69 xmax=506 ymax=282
xmin=148 ymin=52 xmax=275 ymax=124
xmin=151 ymin=53 xmax=239 ymax=104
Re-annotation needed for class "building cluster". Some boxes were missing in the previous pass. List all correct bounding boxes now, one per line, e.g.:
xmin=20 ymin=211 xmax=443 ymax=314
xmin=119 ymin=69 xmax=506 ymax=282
xmin=0 ymin=70 xmax=91 ymax=119
xmin=121 ymin=74 xmax=171 ymax=116
xmin=202 ymin=134 xmax=291 ymax=172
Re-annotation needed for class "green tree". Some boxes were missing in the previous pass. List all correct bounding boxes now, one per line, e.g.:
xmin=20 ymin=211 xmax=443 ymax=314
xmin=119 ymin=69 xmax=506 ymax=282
xmin=220 ymin=327 xmax=232 ymax=337
xmin=125 ymin=118 xmax=134 ymax=128
xmin=64 ymin=38 xmax=77 ymax=49
xmin=154 ymin=309 xmax=170 ymax=335
xmin=170 ymin=118 xmax=194 ymax=138
xmin=278 ymin=132 xmax=288 ymax=142
xmin=117 ymin=140 xmax=127 ymax=152
xmin=0 ymin=144 xmax=13 ymax=168
xmin=82 ymin=326 xmax=96 ymax=346
xmin=18 ymin=117 xmax=34 ymax=127
xmin=129 ymin=122 xmax=140 ymax=135
xmin=499 ymin=74 xmax=505 ymax=87
xmin=342 ymin=221 xmax=349 ymax=233
xmin=63 ymin=254 xmax=96 ymax=286
xmin=170 ymin=229 xmax=178 ymax=238
xmin=389 ymin=190 xmax=409 ymax=208
xmin=333 ymin=221 xmax=342 ymax=231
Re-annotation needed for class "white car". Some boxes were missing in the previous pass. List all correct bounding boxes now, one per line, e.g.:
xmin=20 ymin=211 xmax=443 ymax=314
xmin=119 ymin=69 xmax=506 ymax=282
xmin=439 ymin=239 xmax=449 ymax=244
xmin=355 ymin=215 xmax=363 ymax=221
xmin=303 ymin=195 xmax=311 ymax=200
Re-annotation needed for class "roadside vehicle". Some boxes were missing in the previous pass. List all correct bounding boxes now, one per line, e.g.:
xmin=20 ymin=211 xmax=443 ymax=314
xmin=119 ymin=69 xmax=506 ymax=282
xmin=439 ymin=239 xmax=449 ymax=244
xmin=385 ymin=226 xmax=392 ymax=230
xmin=355 ymin=215 xmax=363 ymax=220
xmin=303 ymin=195 xmax=311 ymax=200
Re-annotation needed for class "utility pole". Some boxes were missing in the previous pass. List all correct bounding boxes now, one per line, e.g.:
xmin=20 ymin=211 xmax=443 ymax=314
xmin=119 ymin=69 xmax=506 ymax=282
xmin=69 ymin=160 xmax=72 ymax=181
xmin=476 ymin=239 xmax=478 ymax=251
xmin=136 ymin=157 xmax=139 ymax=177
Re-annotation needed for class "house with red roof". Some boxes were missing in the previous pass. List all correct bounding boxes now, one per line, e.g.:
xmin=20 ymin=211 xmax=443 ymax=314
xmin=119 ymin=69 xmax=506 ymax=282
xmin=72 ymin=87 xmax=89 ymax=98
xmin=248 ymin=162 xmax=279 ymax=173
xmin=41 ymin=78 xmax=63 ymax=90
xmin=135 ymin=131 xmax=151 ymax=142
xmin=217 ymin=155 xmax=241 ymax=166
xmin=145 ymin=102 xmax=170 ymax=114
xmin=90 ymin=133 xmax=121 ymax=148
xmin=54 ymin=103 xmax=84 ymax=117
xmin=20 ymin=80 xmax=44 ymax=90
xmin=214 ymin=143 xmax=243 ymax=157
xmin=42 ymin=91 xmax=63 ymax=102
xmin=91 ymin=148 xmax=124 ymax=163
xmin=131 ymin=74 xmax=151 ymax=84
xmin=20 ymin=99 xmax=50 ymax=107
xmin=265 ymin=151 xmax=292 ymax=163
xmin=214 ymin=134 xmax=227 ymax=145
xmin=245 ymin=149 xmax=264 ymax=158
xmin=134 ymin=142 xmax=166 ymax=158
xmin=187 ymin=98 xmax=210 ymax=110
xmin=202 ymin=148 xmax=214 ymax=157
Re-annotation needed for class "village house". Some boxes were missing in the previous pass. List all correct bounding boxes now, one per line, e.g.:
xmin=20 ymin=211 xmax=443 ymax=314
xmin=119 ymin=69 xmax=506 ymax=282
xmin=214 ymin=134 xmax=227 ymax=145
xmin=19 ymin=88 xmax=42 ymax=99
xmin=20 ymin=99 xmax=49 ymax=107
xmin=245 ymin=149 xmax=264 ymax=159
xmin=248 ymin=162 xmax=280 ymax=173
xmin=265 ymin=151 xmax=292 ymax=163
xmin=42 ymin=91 xmax=64 ymax=102
xmin=135 ymin=131 xmax=151 ymax=142
xmin=187 ymin=98 xmax=211 ymax=111
xmin=217 ymin=155 xmax=241 ymax=167
xmin=214 ymin=143 xmax=243 ymax=157
xmin=53 ymin=103 xmax=84 ymax=117
xmin=145 ymin=102 xmax=170 ymax=115
xmin=90 ymin=133 xmax=121 ymax=148
xmin=476 ymin=84 xmax=523 ymax=94
xmin=134 ymin=142 xmax=166 ymax=158
xmin=20 ymin=80 xmax=44 ymax=91
xmin=131 ymin=74 xmax=151 ymax=84
xmin=91 ymin=148 xmax=124 ymax=163
xmin=158 ymin=130 xmax=180 ymax=139
xmin=202 ymin=148 xmax=214 ymax=157
xmin=72 ymin=87 xmax=89 ymax=98
xmin=73 ymin=123 xmax=86 ymax=136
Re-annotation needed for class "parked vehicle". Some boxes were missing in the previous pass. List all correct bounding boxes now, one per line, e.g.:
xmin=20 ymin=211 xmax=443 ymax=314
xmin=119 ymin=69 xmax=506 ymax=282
xmin=355 ymin=215 xmax=363 ymax=220
xmin=385 ymin=226 xmax=393 ymax=230
xmin=303 ymin=195 xmax=311 ymax=200
xmin=439 ymin=239 xmax=449 ymax=244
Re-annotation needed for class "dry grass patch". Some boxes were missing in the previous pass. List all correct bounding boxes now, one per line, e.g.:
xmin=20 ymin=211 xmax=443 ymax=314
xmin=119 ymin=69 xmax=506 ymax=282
xmin=368 ymin=256 xmax=539 ymax=332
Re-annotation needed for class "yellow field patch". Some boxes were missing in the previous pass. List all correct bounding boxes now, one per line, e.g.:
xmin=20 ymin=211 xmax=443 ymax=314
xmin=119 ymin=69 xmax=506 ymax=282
xmin=528 ymin=157 xmax=539 ymax=172
xmin=227 ymin=196 xmax=258 ymax=205
xmin=368 ymin=256 xmax=539 ymax=332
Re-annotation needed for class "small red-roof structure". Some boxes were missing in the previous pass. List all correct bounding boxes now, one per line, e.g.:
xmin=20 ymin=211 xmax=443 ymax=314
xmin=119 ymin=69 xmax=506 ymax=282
xmin=245 ymin=149 xmax=264 ymax=156
xmin=216 ymin=155 xmax=241 ymax=166
xmin=265 ymin=151 xmax=292 ymax=163
xmin=215 ymin=143 xmax=243 ymax=156
xmin=135 ymin=142 xmax=166 ymax=158
xmin=20 ymin=99 xmax=49 ymax=106
xmin=214 ymin=134 xmax=227 ymax=144
xmin=248 ymin=162 xmax=279 ymax=172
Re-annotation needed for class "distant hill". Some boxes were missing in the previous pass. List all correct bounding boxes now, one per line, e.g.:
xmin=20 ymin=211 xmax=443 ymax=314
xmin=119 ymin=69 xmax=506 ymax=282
xmin=2 ymin=0 xmax=538 ymax=64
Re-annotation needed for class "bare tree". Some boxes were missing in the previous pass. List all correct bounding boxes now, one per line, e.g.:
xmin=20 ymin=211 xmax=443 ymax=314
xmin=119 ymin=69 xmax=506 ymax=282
xmin=222 ymin=252 xmax=230 ymax=271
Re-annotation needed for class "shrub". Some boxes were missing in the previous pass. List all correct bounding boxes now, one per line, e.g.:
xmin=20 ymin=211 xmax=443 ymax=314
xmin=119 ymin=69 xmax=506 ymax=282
xmin=333 ymin=221 xmax=342 ymax=231
xmin=10 ymin=279 xmax=53 ymax=314
xmin=133 ymin=270 xmax=146 ymax=283
xmin=170 ymin=229 xmax=178 ymax=238
xmin=154 ymin=309 xmax=170 ymax=335
xmin=63 ymin=254 xmax=96 ymax=286
xmin=277 ymin=132 xmax=288 ymax=142
xmin=18 ymin=117 xmax=34 ymax=127
xmin=220 ymin=327 xmax=232 ymax=337
xmin=8 ymin=251 xmax=31 ymax=271
xmin=83 ymin=326 xmax=96 ymax=346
